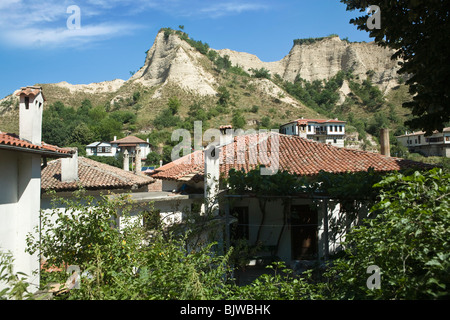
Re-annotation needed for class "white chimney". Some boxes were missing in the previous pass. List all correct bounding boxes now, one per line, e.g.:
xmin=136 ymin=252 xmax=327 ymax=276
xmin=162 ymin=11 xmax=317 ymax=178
xmin=204 ymin=145 xmax=220 ymax=216
xmin=61 ymin=148 xmax=79 ymax=182
xmin=17 ymin=86 xmax=45 ymax=145
xmin=123 ymin=149 xmax=129 ymax=171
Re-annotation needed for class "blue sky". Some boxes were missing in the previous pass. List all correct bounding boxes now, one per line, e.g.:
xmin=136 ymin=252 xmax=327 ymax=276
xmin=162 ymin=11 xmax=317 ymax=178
xmin=0 ymin=0 xmax=372 ymax=99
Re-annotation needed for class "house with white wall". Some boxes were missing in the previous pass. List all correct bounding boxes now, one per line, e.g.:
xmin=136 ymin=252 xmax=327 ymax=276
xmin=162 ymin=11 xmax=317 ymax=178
xmin=396 ymin=128 xmax=450 ymax=157
xmin=40 ymin=148 xmax=203 ymax=240
xmin=85 ymin=141 xmax=114 ymax=157
xmin=85 ymin=136 xmax=151 ymax=160
xmin=280 ymin=118 xmax=346 ymax=147
xmin=0 ymin=86 xmax=70 ymax=294
xmin=150 ymin=131 xmax=433 ymax=266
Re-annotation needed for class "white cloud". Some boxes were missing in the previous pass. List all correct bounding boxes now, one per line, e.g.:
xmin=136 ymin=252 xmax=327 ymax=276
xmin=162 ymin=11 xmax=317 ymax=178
xmin=0 ymin=0 xmax=21 ymax=10
xmin=0 ymin=0 xmax=142 ymax=48
xmin=1 ymin=23 xmax=141 ymax=48
xmin=0 ymin=0 xmax=270 ymax=48
xmin=199 ymin=2 xmax=269 ymax=17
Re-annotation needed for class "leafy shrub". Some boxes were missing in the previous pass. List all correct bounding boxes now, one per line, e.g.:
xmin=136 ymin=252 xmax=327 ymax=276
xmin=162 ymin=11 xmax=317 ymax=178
xmin=0 ymin=251 xmax=33 ymax=300
xmin=249 ymin=68 xmax=271 ymax=79
xmin=27 ymin=192 xmax=234 ymax=300
xmin=250 ymin=105 xmax=259 ymax=113
xmin=319 ymin=168 xmax=450 ymax=299
xmin=232 ymin=110 xmax=246 ymax=129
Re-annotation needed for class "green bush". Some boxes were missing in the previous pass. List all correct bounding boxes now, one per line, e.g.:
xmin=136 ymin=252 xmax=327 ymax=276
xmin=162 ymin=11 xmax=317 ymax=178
xmin=250 ymin=105 xmax=259 ymax=113
xmin=0 ymin=251 xmax=33 ymax=300
xmin=153 ymin=97 xmax=182 ymax=130
xmin=320 ymin=168 xmax=450 ymax=299
xmin=27 ymin=192 xmax=233 ymax=300
xmin=232 ymin=110 xmax=246 ymax=129
xmin=249 ymin=68 xmax=271 ymax=79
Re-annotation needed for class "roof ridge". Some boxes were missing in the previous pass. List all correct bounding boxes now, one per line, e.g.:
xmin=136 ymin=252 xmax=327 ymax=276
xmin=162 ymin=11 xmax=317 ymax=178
xmin=151 ymin=131 xmax=435 ymax=181
xmin=79 ymin=157 xmax=151 ymax=183
xmin=41 ymin=156 xmax=153 ymax=191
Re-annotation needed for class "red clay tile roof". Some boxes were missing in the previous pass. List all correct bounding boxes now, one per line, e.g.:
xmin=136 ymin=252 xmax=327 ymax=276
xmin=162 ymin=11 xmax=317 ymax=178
xmin=16 ymin=86 xmax=46 ymax=101
xmin=283 ymin=118 xmax=346 ymax=126
xmin=0 ymin=132 xmax=71 ymax=155
xmin=110 ymin=136 xmax=148 ymax=144
xmin=151 ymin=132 xmax=435 ymax=182
xmin=41 ymin=156 xmax=154 ymax=192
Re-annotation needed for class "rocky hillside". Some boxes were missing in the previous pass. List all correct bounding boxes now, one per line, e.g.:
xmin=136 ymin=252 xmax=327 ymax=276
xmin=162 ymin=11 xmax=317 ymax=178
xmin=216 ymin=35 xmax=401 ymax=93
xmin=0 ymin=29 xmax=410 ymax=153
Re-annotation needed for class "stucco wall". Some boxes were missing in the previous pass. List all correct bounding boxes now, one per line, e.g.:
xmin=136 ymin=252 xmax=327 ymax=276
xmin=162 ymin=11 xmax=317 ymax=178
xmin=227 ymin=196 xmax=360 ymax=266
xmin=0 ymin=150 xmax=41 ymax=292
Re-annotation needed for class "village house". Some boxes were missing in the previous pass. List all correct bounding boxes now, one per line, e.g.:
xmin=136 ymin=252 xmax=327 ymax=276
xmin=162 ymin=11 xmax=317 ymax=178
xmin=85 ymin=135 xmax=151 ymax=161
xmin=280 ymin=118 xmax=346 ymax=147
xmin=396 ymin=128 xmax=450 ymax=157
xmin=85 ymin=141 xmax=114 ymax=157
xmin=0 ymin=86 xmax=71 ymax=293
xmin=150 ymin=130 xmax=432 ymax=267
xmin=40 ymin=146 xmax=202 ymax=234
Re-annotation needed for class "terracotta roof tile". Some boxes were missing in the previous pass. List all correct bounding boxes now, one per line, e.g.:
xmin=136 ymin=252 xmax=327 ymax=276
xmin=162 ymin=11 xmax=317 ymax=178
xmin=110 ymin=136 xmax=148 ymax=144
xmin=41 ymin=156 xmax=154 ymax=192
xmin=0 ymin=132 xmax=71 ymax=155
xmin=151 ymin=132 xmax=435 ymax=182
xmin=16 ymin=86 xmax=46 ymax=101
xmin=284 ymin=118 xmax=346 ymax=126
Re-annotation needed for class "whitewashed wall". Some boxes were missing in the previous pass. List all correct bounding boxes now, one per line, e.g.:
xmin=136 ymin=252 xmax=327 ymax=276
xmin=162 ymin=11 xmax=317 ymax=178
xmin=0 ymin=150 xmax=41 ymax=293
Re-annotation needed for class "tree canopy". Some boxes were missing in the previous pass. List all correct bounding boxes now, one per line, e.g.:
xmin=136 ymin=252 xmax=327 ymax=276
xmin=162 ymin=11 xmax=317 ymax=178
xmin=340 ymin=0 xmax=450 ymax=134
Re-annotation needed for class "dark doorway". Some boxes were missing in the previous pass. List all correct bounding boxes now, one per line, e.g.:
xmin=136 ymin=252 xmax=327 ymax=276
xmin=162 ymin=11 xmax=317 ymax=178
xmin=230 ymin=207 xmax=249 ymax=241
xmin=291 ymin=205 xmax=318 ymax=260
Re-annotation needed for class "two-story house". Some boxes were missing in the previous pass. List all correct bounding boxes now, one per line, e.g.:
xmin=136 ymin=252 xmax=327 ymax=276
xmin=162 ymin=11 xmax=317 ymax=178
xmin=280 ymin=118 xmax=346 ymax=147
xmin=150 ymin=130 xmax=433 ymax=266
xmin=396 ymin=128 xmax=450 ymax=157
xmin=86 ymin=136 xmax=151 ymax=160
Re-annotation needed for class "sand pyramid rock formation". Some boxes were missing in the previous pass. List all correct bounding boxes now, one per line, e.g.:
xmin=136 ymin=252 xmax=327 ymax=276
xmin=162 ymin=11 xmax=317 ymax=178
xmin=216 ymin=35 xmax=401 ymax=93
xmin=129 ymin=31 xmax=217 ymax=97
xmin=0 ymin=31 xmax=405 ymax=113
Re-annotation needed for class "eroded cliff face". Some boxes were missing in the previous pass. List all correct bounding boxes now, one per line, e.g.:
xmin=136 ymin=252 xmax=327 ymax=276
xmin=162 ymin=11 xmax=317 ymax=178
xmin=129 ymin=31 xmax=217 ymax=96
xmin=1 ymin=32 xmax=402 ymax=104
xmin=127 ymin=32 xmax=402 ymax=99
xmin=0 ymin=31 xmax=404 ymax=115
xmin=216 ymin=35 xmax=401 ymax=93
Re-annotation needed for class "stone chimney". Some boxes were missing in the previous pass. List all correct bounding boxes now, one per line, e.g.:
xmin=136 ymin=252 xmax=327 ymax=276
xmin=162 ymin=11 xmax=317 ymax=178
xmin=61 ymin=148 xmax=79 ymax=182
xmin=297 ymin=119 xmax=308 ymax=139
xmin=17 ymin=86 xmax=45 ymax=145
xmin=380 ymin=128 xmax=390 ymax=156
xmin=123 ymin=149 xmax=129 ymax=171
xmin=135 ymin=145 xmax=142 ymax=175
